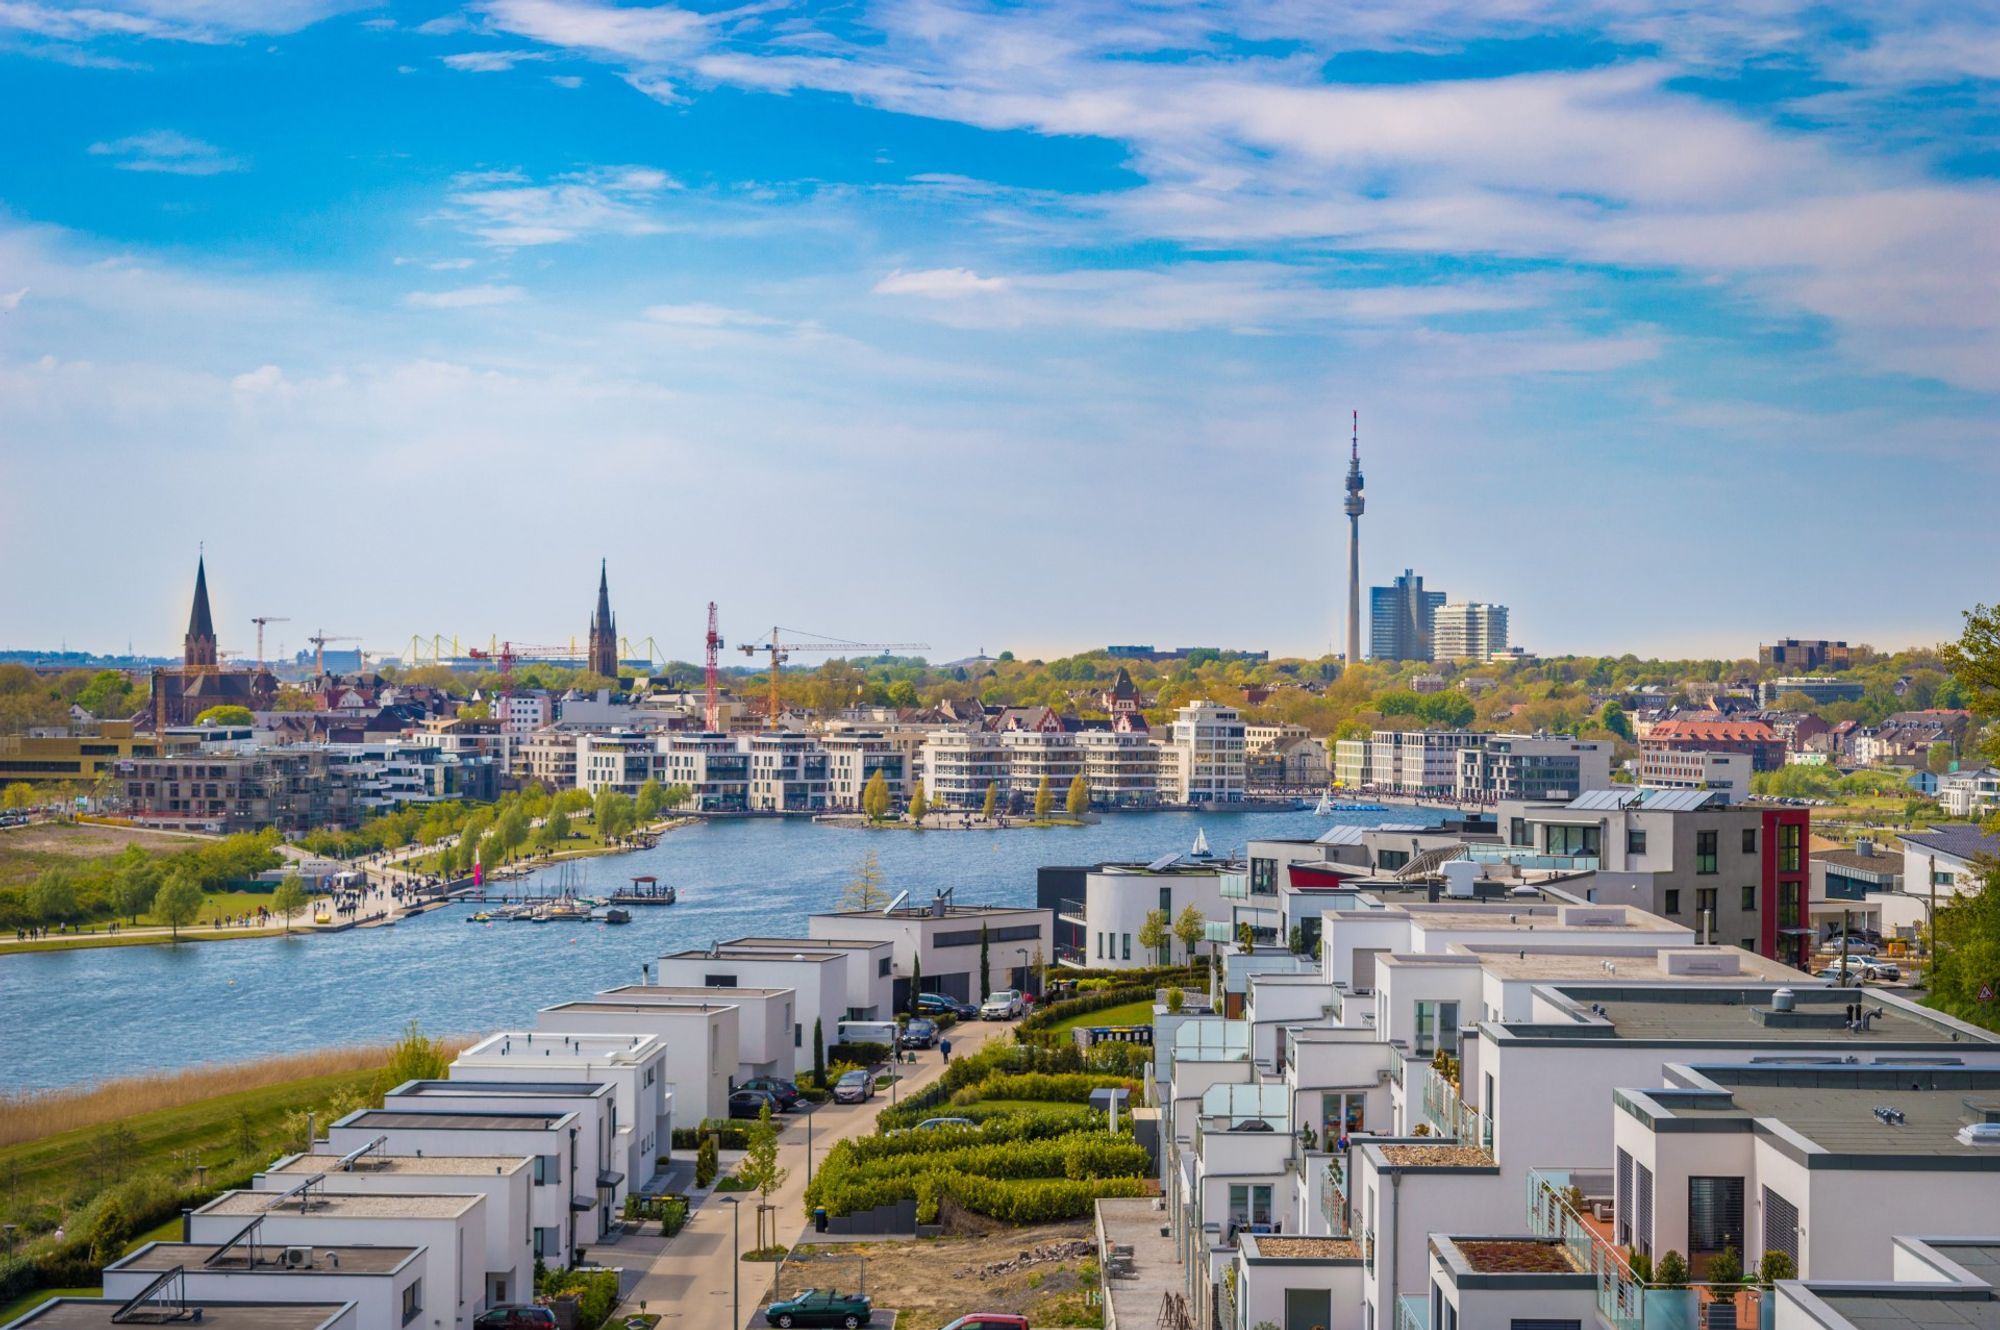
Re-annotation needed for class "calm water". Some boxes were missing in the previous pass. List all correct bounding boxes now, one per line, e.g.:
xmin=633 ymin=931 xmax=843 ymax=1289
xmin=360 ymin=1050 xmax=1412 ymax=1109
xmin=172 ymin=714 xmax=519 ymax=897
xmin=0 ymin=808 xmax=1428 ymax=1090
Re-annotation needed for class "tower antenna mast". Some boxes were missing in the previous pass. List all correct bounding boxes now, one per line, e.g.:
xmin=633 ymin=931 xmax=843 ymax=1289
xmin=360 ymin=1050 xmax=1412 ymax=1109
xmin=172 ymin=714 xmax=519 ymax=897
xmin=1343 ymin=409 xmax=1366 ymax=667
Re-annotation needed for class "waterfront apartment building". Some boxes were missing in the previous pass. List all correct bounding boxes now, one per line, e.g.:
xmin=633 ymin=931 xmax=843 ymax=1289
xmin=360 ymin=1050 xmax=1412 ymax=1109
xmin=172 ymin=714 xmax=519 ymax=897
xmin=1076 ymin=729 xmax=1161 ymax=807
xmin=118 ymin=747 xmax=353 ymax=833
xmin=918 ymin=729 xmax=1008 ymax=810
xmin=808 ymin=900 xmax=1054 ymax=1007
xmin=1454 ymin=734 xmax=1614 ymax=802
xmin=1001 ymin=729 xmax=1082 ymax=806
xmin=1373 ymin=729 xmax=1482 ymax=796
xmin=1060 ymin=859 xmax=1247 ymax=970
xmin=1369 ymin=568 xmax=1446 ymax=662
xmin=575 ymin=731 xmax=667 ymax=796
xmin=1160 ymin=701 xmax=1246 ymax=805
xmin=1431 ymin=602 xmax=1509 ymax=662
xmin=745 ymin=731 xmax=830 ymax=812
xmin=659 ymin=731 xmax=751 ymax=811
xmin=821 ymin=731 xmax=907 ymax=810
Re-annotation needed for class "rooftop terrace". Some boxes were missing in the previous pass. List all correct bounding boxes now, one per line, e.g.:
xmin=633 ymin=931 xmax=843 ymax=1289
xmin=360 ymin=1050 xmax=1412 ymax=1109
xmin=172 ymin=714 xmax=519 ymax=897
xmin=268 ymin=1152 xmax=529 ymax=1176
xmin=9 ymin=1300 xmax=352 ymax=1328
xmin=1629 ymin=1064 xmax=2000 ymax=1162
xmin=1503 ymin=985 xmax=1998 ymax=1046
xmin=112 ymin=1242 xmax=417 ymax=1274
xmin=202 ymin=1190 xmax=480 ymax=1219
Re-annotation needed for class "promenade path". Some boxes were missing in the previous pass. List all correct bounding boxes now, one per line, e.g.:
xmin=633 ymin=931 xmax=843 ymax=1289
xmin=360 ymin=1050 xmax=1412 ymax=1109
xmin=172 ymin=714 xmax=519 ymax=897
xmin=612 ymin=1018 xmax=1009 ymax=1328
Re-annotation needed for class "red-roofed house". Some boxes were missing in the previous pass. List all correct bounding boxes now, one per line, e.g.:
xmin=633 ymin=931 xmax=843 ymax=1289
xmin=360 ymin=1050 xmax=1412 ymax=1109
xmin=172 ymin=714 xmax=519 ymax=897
xmin=1640 ymin=717 xmax=1786 ymax=772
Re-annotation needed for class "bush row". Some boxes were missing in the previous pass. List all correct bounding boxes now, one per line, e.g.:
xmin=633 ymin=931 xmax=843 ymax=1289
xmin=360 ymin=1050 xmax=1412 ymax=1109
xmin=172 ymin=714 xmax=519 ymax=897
xmin=956 ymin=1071 xmax=1142 ymax=1105
xmin=873 ymin=1040 xmax=1141 ymax=1131
xmin=1017 ymin=985 xmax=1158 ymax=1037
xmin=672 ymin=1121 xmax=751 ymax=1151
xmin=843 ymin=1109 xmax=1092 ymax=1161
xmin=810 ymin=1135 xmax=1149 ymax=1201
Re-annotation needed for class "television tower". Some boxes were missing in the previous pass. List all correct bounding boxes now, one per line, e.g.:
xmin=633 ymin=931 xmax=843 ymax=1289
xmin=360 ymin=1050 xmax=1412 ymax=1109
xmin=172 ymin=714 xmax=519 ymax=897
xmin=1343 ymin=410 xmax=1365 ymax=665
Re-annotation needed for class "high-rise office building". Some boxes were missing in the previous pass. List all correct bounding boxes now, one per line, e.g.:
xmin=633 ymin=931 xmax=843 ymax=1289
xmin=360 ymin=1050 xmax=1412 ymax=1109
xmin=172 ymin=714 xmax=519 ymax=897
xmin=1433 ymin=602 xmax=1510 ymax=662
xmin=1369 ymin=569 xmax=1445 ymax=663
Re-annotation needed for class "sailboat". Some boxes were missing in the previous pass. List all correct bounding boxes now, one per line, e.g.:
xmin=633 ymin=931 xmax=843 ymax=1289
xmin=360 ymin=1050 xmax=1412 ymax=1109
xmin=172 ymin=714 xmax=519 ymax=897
xmin=1191 ymin=827 xmax=1212 ymax=860
xmin=1310 ymin=792 xmax=1335 ymax=816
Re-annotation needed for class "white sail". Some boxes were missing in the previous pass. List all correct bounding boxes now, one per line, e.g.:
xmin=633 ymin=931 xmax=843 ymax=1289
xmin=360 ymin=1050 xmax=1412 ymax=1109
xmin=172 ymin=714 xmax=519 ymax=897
xmin=1191 ymin=827 xmax=1211 ymax=858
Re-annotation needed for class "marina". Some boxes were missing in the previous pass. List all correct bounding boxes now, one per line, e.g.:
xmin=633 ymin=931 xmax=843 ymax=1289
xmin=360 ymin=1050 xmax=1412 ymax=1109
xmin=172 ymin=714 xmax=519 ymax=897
xmin=0 ymin=806 xmax=1434 ymax=1091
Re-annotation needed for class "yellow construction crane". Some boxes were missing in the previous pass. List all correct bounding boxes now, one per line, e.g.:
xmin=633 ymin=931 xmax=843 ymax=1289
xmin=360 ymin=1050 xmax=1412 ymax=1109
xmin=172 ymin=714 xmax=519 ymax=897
xmin=739 ymin=627 xmax=928 ymax=727
xmin=251 ymin=616 xmax=290 ymax=671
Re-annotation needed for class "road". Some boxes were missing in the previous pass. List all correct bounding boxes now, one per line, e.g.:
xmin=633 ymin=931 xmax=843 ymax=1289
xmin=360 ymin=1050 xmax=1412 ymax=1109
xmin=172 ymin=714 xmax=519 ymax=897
xmin=614 ymin=1017 xmax=1010 ymax=1328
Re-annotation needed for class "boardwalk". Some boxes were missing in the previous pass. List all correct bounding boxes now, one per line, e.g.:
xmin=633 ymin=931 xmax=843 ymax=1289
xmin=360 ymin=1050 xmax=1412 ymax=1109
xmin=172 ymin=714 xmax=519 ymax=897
xmin=1095 ymin=1196 xmax=1184 ymax=1330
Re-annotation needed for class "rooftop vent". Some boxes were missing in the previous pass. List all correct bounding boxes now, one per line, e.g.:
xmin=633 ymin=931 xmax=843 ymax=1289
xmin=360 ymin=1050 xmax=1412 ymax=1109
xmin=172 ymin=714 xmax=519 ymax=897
xmin=1872 ymin=1106 xmax=1906 ymax=1126
xmin=1771 ymin=988 xmax=1796 ymax=1012
xmin=1955 ymin=1123 xmax=2000 ymax=1147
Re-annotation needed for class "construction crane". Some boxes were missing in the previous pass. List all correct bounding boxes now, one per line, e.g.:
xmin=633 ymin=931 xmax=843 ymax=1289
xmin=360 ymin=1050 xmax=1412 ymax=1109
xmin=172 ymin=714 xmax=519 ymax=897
xmin=307 ymin=631 xmax=360 ymax=677
xmin=251 ymin=616 xmax=290 ymax=671
xmin=739 ymin=626 xmax=928 ymax=728
xmin=704 ymin=603 xmax=724 ymax=732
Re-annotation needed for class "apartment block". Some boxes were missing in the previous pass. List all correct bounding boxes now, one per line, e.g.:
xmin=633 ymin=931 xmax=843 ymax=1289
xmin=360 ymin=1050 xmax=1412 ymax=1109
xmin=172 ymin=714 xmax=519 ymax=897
xmin=1431 ymin=602 xmax=1510 ymax=662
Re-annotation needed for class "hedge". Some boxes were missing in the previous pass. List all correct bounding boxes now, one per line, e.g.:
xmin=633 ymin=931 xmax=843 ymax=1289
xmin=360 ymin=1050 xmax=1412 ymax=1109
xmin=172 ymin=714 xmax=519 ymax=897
xmin=826 ymin=1041 xmax=893 ymax=1066
xmin=539 ymin=1267 xmax=620 ymax=1330
xmin=956 ymin=1072 xmax=1142 ymax=1105
xmin=808 ymin=1168 xmax=1150 ymax=1223
xmin=873 ymin=1041 xmax=1142 ymax=1131
xmin=1018 ymin=985 xmax=1158 ymax=1037
xmin=672 ymin=1121 xmax=751 ymax=1151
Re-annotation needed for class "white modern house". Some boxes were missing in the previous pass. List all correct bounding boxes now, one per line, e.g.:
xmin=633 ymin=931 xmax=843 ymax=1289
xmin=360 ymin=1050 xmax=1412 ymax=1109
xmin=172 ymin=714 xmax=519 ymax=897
xmin=103 ymin=1243 xmax=424 ymax=1330
xmin=259 ymin=1152 xmax=534 ymax=1310
xmin=450 ymin=1030 xmax=670 ymax=1192
xmin=533 ymin=996 xmax=739 ymax=1123
xmin=1059 ymin=859 xmax=1244 ymax=971
xmin=597 ymin=981 xmax=797 ymax=1082
xmin=724 ymin=935 xmax=895 ymax=1021
xmin=807 ymin=899 xmax=1054 ymax=1006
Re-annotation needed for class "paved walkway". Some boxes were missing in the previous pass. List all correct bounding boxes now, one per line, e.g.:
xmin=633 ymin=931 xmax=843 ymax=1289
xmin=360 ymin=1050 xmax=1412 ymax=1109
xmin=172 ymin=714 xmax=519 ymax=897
xmin=615 ymin=1019 xmax=1008 ymax=1328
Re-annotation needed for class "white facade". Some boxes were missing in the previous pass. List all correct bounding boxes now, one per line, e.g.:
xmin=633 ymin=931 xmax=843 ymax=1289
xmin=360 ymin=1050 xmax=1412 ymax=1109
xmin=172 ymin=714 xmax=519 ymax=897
xmin=1076 ymin=729 xmax=1161 ymax=807
xmin=1431 ymin=602 xmax=1510 ymax=662
xmin=807 ymin=903 xmax=1054 ymax=1005
xmin=1454 ymin=735 xmax=1615 ymax=802
xmin=918 ymin=729 xmax=1007 ymax=810
xmin=258 ymin=1153 xmax=534 ymax=1310
xmin=1162 ymin=702 xmax=1246 ymax=805
xmin=659 ymin=732 xmax=751 ymax=812
xmin=722 ymin=936 xmax=895 ymax=1022
xmin=745 ymin=731 xmax=829 ymax=812
xmin=103 ymin=1244 xmax=424 ymax=1330
xmin=1064 ymin=864 xmax=1244 ymax=970
xmin=1938 ymin=766 xmax=2000 ymax=817
xmin=533 ymin=997 xmax=739 ymax=1123
xmin=1000 ymin=729 xmax=1083 ymax=809
xmin=575 ymin=731 xmax=667 ymax=795
xmin=1638 ymin=746 xmax=1753 ymax=801
xmin=598 ymin=980 xmax=799 ymax=1081
xmin=489 ymin=692 xmax=553 ymax=742
xmin=449 ymin=1031 xmax=670 ymax=1194
xmin=821 ymin=731 xmax=907 ymax=810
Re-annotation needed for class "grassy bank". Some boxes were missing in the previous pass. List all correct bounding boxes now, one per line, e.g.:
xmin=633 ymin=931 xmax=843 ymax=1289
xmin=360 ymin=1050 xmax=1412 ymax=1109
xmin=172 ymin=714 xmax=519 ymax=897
xmin=0 ymin=927 xmax=293 ymax=955
xmin=1038 ymin=999 xmax=1156 ymax=1034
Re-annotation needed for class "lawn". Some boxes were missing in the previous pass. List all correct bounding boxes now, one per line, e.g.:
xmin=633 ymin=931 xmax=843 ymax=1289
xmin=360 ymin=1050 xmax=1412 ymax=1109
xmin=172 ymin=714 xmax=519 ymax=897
xmin=1037 ymin=1000 xmax=1156 ymax=1035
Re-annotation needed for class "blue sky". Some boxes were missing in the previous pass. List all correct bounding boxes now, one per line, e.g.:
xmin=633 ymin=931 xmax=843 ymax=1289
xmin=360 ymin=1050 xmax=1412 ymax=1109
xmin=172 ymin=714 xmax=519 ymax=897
xmin=1 ymin=0 xmax=1996 ymax=664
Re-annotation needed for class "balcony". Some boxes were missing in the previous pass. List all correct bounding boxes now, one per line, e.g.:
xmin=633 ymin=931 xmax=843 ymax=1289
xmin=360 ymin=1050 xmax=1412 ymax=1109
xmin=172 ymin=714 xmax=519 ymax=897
xmin=1394 ymin=1294 xmax=1428 ymax=1330
xmin=1321 ymin=1156 xmax=1349 ymax=1235
xmin=1525 ymin=1168 xmax=1770 ymax=1330
xmin=1419 ymin=1064 xmax=1492 ymax=1149
xmin=1058 ymin=898 xmax=1087 ymax=927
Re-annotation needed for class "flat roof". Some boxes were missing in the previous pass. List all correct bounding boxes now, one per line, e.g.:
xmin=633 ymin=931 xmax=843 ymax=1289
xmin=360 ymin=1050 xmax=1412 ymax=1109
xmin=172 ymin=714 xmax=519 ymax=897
xmin=661 ymin=947 xmax=844 ymax=962
xmin=542 ymin=999 xmax=731 ymax=1016
xmin=202 ymin=1190 xmax=480 ymax=1219
xmin=1375 ymin=1144 xmax=1496 ymax=1168
xmin=268 ymin=1153 xmax=530 ymax=1177
xmin=112 ymin=1242 xmax=418 ymax=1275
xmin=1631 ymin=1065 xmax=2000 ymax=1163
xmin=1809 ymin=1288 xmax=2000 ymax=1329
xmin=342 ymin=1109 xmax=570 ymax=1130
xmin=9 ymin=1300 xmax=353 ymax=1328
xmin=596 ymin=976 xmax=792 ymax=996
xmin=1502 ymin=985 xmax=1998 ymax=1047
xmin=1242 ymin=1235 xmax=1361 ymax=1260
xmin=391 ymin=1079 xmax=608 ymax=1098
xmin=727 ymin=936 xmax=888 ymax=950
xmin=1461 ymin=946 xmax=1807 ymax=983
xmin=461 ymin=1031 xmax=659 ymax=1059
xmin=809 ymin=904 xmax=1046 ymax=919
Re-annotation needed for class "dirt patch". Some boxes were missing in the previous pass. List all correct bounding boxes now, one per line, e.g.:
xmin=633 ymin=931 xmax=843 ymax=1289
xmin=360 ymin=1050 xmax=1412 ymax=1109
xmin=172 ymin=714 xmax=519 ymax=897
xmin=784 ymin=1224 xmax=1100 ymax=1330
xmin=0 ymin=822 xmax=200 ymax=885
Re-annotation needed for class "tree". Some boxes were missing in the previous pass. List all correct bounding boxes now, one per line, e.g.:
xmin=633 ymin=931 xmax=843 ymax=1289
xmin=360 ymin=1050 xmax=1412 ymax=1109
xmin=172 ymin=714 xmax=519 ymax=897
xmin=908 ymin=779 xmax=928 ymax=823
xmin=271 ymin=874 xmax=310 ymax=933
xmin=1928 ymin=855 xmax=2000 ymax=1025
xmin=154 ymin=873 xmax=205 ymax=940
xmin=812 ymin=1017 xmax=826 ymax=1088
xmin=28 ymin=867 xmax=79 ymax=925
xmin=1236 ymin=920 xmax=1257 ymax=953
xmin=1138 ymin=907 xmax=1172 ymax=965
xmin=862 ymin=770 xmax=891 ymax=823
xmin=111 ymin=850 xmax=161 ymax=922
xmin=547 ymin=807 xmax=571 ymax=842
xmin=981 ymin=782 xmax=998 ymax=819
xmin=839 ymin=850 xmax=891 ymax=911
xmin=908 ymin=954 xmax=923 ymax=1017
xmin=1598 ymin=701 xmax=1632 ymax=740
xmin=1174 ymin=905 xmax=1207 ymax=966
xmin=738 ymin=1102 xmax=790 ymax=1250
xmin=193 ymin=705 xmax=255 ymax=727
xmin=492 ymin=805 xmax=530 ymax=862
xmin=634 ymin=777 xmax=665 ymax=822
xmin=886 ymin=680 xmax=919 ymax=708
xmin=1033 ymin=774 xmax=1053 ymax=818
xmin=979 ymin=923 xmax=992 ymax=999
xmin=1 ymin=782 xmax=33 ymax=810
xmin=1065 ymin=773 xmax=1089 ymax=816
xmin=663 ymin=783 xmax=693 ymax=810
xmin=1929 ymin=741 xmax=1954 ymax=775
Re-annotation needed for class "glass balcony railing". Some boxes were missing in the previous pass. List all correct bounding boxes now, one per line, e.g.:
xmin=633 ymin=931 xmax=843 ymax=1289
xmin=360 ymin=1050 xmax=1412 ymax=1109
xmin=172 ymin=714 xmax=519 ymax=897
xmin=1394 ymin=1294 xmax=1428 ymax=1330
xmin=1420 ymin=1065 xmax=1493 ymax=1149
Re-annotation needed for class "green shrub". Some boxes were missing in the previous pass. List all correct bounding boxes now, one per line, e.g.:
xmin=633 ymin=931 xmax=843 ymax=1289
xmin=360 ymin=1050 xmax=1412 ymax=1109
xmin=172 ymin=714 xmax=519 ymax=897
xmin=1758 ymin=1250 xmax=1796 ymax=1284
xmin=695 ymin=1134 xmax=719 ymax=1189
xmin=1018 ymin=986 xmax=1155 ymax=1038
xmin=539 ymin=1266 xmax=620 ymax=1329
xmin=955 ymin=1072 xmax=1140 ymax=1106
xmin=673 ymin=1122 xmax=751 ymax=1151
xmin=1655 ymin=1251 xmax=1689 ymax=1288
xmin=827 ymin=1041 xmax=892 ymax=1066
xmin=1706 ymin=1246 xmax=1743 ymax=1290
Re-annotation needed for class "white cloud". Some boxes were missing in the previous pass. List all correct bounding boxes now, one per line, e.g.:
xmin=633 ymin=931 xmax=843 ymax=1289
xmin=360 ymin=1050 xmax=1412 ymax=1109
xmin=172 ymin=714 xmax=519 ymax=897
xmin=548 ymin=73 xmax=583 ymax=88
xmin=0 ymin=0 xmax=357 ymax=43
xmin=439 ymin=165 xmax=676 ymax=246
xmin=873 ymin=267 xmax=1010 ymax=298
xmin=478 ymin=0 xmax=708 ymax=62
xmin=88 ymin=130 xmax=242 ymax=175
xmin=442 ymin=48 xmax=551 ymax=72
xmin=230 ymin=364 xmax=287 ymax=392
xmin=404 ymin=284 xmax=526 ymax=308
xmin=0 ymin=288 xmax=25 ymax=311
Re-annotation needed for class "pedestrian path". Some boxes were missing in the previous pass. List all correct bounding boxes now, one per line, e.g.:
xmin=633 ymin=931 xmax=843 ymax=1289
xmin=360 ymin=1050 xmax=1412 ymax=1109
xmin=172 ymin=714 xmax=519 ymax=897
xmin=615 ymin=1021 xmax=1004 ymax=1328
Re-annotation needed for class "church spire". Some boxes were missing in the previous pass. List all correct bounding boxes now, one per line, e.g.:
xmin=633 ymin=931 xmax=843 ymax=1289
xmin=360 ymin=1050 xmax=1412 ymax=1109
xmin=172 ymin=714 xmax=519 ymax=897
xmin=588 ymin=560 xmax=618 ymax=678
xmin=185 ymin=554 xmax=218 ymax=668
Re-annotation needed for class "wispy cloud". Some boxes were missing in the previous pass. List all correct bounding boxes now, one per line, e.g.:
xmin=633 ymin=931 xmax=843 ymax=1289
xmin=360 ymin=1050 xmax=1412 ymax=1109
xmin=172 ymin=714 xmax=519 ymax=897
xmin=404 ymin=284 xmax=526 ymax=308
xmin=873 ymin=267 xmax=1009 ymax=299
xmin=1 ymin=0 xmax=358 ymax=43
xmin=438 ymin=165 xmax=676 ymax=246
xmin=442 ymin=48 xmax=551 ymax=72
xmin=88 ymin=130 xmax=242 ymax=175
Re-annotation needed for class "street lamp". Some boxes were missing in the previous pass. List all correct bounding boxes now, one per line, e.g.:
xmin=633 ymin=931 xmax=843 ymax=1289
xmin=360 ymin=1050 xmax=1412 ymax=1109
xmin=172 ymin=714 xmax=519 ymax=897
xmin=805 ymin=1109 xmax=814 ymax=1187
xmin=1015 ymin=947 xmax=1031 ymax=997
xmin=722 ymin=1195 xmax=742 ymax=1329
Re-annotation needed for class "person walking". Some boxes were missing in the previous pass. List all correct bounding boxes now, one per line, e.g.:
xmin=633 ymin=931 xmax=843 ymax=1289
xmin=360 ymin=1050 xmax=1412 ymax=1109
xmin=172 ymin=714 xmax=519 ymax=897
xmin=939 ymin=1037 xmax=952 ymax=1064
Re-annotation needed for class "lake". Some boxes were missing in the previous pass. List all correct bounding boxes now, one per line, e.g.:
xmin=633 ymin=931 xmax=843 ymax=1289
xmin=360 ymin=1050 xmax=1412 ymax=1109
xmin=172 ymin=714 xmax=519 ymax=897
xmin=0 ymin=807 xmax=1426 ymax=1090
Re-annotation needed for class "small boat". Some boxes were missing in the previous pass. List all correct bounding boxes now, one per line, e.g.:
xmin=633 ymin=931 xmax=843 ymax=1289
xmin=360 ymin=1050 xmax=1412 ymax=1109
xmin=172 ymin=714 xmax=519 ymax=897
xmin=538 ymin=896 xmax=592 ymax=923
xmin=609 ymin=875 xmax=677 ymax=906
xmin=1310 ymin=792 xmax=1335 ymax=816
xmin=467 ymin=911 xmax=493 ymax=923
xmin=603 ymin=908 xmax=632 ymax=925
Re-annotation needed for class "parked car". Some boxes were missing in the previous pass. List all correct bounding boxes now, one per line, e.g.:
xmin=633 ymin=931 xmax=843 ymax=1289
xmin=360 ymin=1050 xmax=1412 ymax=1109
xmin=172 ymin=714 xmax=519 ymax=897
xmin=730 ymin=1088 xmax=782 ymax=1119
xmin=764 ymin=1289 xmax=873 ymax=1328
xmin=1861 ymin=956 xmax=1903 ymax=981
xmin=1823 ymin=934 xmax=1879 ymax=955
xmin=899 ymin=1018 xmax=938 ymax=1048
xmin=979 ymin=990 xmax=1024 ymax=1020
xmin=1817 ymin=957 xmax=1871 ymax=984
xmin=916 ymin=993 xmax=977 ymax=1019
xmin=939 ymin=1316 xmax=1030 ymax=1330
xmin=915 ymin=1117 xmax=979 ymax=1132
xmin=832 ymin=1069 xmax=875 ymax=1103
xmin=741 ymin=1077 xmax=802 ymax=1110
xmin=474 ymin=1308 xmax=559 ymax=1329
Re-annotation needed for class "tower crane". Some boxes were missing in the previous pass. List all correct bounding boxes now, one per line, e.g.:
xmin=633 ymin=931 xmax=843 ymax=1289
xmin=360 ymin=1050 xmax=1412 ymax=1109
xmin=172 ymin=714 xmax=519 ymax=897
xmin=465 ymin=641 xmax=580 ymax=699
xmin=251 ymin=616 xmax=290 ymax=671
xmin=307 ymin=631 xmax=361 ymax=677
xmin=739 ymin=626 xmax=929 ymax=728
xmin=704 ymin=603 xmax=724 ymax=732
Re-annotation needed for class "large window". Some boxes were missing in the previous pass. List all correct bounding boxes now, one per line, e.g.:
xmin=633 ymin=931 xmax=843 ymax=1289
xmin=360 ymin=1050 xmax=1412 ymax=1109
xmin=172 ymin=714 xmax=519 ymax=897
xmin=1228 ymin=1183 xmax=1273 ymax=1235
xmin=1415 ymin=1000 xmax=1459 ymax=1056
xmin=1688 ymin=1175 xmax=1745 ymax=1253
xmin=1742 ymin=827 xmax=1757 ymax=854
xmin=1510 ymin=818 xmax=1530 ymax=847
xmin=1545 ymin=823 xmax=1600 ymax=857
xmin=1696 ymin=830 xmax=1718 ymax=874
xmin=401 ymin=1281 xmax=422 ymax=1326
xmin=1780 ymin=822 xmax=1802 ymax=873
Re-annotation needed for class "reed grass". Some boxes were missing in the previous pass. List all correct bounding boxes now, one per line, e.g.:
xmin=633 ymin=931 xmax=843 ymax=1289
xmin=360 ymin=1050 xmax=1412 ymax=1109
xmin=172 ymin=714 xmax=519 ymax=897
xmin=0 ymin=1046 xmax=397 ymax=1150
